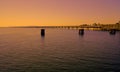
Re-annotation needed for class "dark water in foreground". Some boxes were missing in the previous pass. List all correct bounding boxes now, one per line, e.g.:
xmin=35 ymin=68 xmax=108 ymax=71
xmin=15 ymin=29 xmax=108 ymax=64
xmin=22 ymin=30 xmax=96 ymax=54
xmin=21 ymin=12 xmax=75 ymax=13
xmin=0 ymin=28 xmax=120 ymax=72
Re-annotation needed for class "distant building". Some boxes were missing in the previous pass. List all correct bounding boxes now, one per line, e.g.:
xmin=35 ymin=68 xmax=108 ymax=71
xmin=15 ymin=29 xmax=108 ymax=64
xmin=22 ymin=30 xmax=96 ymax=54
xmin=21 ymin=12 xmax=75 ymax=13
xmin=119 ymin=21 xmax=120 ymax=24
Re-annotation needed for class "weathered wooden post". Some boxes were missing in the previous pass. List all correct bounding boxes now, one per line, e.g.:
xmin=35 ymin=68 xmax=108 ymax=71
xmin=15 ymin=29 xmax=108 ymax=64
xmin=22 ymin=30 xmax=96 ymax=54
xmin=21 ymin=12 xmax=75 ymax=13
xmin=79 ymin=29 xmax=84 ymax=35
xmin=41 ymin=29 xmax=45 ymax=37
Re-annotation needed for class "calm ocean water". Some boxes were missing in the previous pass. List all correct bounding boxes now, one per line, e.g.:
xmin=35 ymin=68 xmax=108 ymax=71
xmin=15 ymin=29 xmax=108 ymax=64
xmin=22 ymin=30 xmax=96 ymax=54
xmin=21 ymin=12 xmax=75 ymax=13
xmin=0 ymin=28 xmax=120 ymax=72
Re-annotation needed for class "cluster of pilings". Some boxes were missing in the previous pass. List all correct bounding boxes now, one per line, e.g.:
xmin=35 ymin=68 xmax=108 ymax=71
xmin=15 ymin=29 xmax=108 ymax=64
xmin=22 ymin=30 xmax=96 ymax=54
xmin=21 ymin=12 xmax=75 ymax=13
xmin=40 ymin=29 xmax=85 ymax=37
xmin=40 ymin=29 xmax=117 ymax=37
xmin=109 ymin=29 xmax=116 ymax=35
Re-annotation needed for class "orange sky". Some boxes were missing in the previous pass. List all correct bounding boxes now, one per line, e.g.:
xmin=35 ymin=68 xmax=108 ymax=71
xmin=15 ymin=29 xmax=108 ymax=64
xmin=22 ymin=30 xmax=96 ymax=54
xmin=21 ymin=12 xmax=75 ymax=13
xmin=0 ymin=0 xmax=120 ymax=27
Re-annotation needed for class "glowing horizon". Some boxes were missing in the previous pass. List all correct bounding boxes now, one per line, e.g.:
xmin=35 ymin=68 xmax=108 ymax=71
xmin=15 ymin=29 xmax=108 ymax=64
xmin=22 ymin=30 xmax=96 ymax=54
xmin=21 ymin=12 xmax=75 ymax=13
xmin=0 ymin=0 xmax=120 ymax=27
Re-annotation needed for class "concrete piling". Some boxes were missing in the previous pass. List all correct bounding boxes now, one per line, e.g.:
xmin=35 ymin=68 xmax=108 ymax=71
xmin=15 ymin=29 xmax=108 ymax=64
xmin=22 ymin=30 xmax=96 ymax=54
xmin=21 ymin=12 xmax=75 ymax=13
xmin=41 ymin=29 xmax=45 ymax=37
xmin=79 ymin=29 xmax=84 ymax=35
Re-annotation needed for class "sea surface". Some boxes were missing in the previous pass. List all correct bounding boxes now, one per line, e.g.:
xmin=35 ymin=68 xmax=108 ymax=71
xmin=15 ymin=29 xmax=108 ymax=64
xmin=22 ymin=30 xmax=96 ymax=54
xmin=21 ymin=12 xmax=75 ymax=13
xmin=0 ymin=28 xmax=120 ymax=72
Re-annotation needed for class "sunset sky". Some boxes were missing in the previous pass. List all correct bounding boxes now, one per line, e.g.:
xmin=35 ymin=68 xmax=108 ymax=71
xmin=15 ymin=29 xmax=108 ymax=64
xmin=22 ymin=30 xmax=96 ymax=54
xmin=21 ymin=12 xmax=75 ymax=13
xmin=0 ymin=0 xmax=120 ymax=27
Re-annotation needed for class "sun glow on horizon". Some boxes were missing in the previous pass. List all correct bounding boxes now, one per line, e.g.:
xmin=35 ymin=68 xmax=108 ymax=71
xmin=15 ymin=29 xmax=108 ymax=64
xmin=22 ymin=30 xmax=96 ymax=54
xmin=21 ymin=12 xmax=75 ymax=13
xmin=0 ymin=0 xmax=120 ymax=27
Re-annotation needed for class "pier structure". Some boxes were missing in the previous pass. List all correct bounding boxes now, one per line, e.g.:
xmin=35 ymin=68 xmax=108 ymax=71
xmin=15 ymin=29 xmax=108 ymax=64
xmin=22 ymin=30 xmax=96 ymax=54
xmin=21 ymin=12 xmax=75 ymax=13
xmin=38 ymin=26 xmax=101 ymax=30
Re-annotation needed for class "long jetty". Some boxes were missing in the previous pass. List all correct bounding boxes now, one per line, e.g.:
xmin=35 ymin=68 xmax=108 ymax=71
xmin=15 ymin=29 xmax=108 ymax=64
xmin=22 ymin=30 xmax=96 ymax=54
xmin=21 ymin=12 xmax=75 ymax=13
xmin=10 ymin=23 xmax=120 ymax=31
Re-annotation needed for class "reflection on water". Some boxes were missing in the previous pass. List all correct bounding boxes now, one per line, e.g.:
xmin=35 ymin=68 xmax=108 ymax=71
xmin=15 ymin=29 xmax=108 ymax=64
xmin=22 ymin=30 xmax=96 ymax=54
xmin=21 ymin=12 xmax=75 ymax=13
xmin=0 ymin=28 xmax=120 ymax=72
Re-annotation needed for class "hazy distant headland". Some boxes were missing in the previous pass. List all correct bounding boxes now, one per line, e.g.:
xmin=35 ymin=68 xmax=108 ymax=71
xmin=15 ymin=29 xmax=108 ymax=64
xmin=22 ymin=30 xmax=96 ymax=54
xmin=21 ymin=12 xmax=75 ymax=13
xmin=3 ymin=21 xmax=120 ymax=31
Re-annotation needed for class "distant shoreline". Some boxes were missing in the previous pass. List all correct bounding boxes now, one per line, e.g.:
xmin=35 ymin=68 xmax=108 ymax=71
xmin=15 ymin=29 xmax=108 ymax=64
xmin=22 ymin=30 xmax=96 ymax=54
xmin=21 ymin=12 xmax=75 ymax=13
xmin=0 ymin=26 xmax=120 ymax=31
xmin=0 ymin=21 xmax=120 ymax=31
